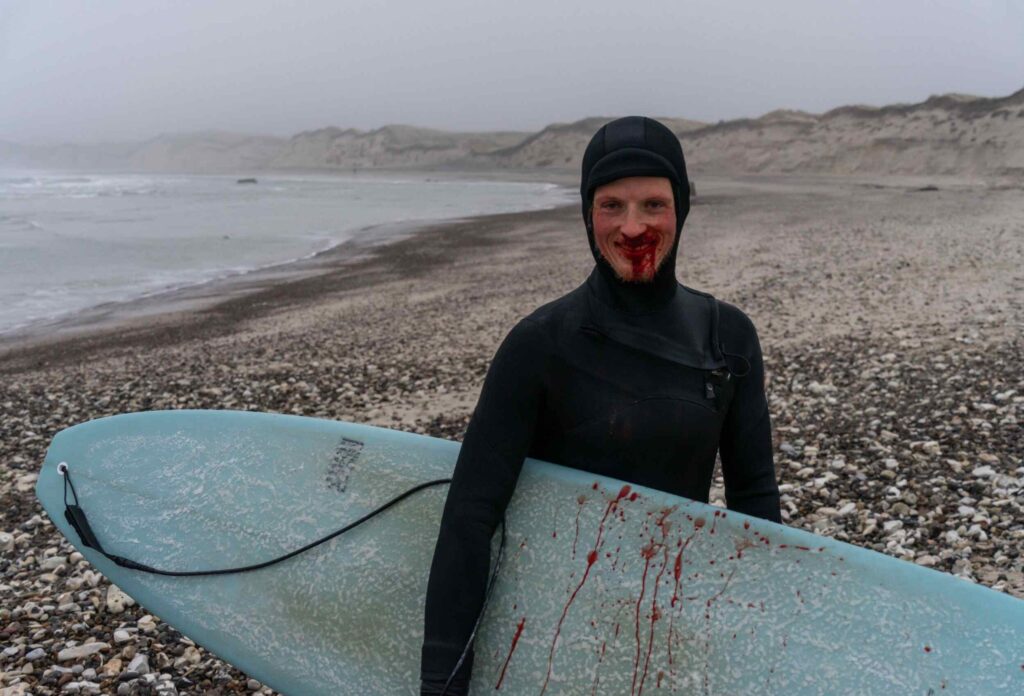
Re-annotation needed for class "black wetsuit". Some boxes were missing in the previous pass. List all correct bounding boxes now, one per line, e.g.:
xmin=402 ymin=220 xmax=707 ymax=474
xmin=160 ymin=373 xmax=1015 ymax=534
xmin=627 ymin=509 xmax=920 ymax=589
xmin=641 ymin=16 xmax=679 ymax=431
xmin=420 ymin=117 xmax=781 ymax=695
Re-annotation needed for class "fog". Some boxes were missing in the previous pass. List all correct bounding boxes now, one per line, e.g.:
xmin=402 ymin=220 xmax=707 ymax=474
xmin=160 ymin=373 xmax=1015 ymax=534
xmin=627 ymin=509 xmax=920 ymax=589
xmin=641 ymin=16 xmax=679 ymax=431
xmin=1 ymin=0 xmax=1022 ymax=143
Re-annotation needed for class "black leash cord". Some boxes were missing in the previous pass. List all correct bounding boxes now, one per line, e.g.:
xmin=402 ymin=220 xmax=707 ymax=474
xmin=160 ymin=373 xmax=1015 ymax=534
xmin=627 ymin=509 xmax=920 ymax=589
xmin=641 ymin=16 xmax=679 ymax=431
xmin=61 ymin=463 xmax=453 ymax=576
xmin=60 ymin=463 xmax=505 ymax=694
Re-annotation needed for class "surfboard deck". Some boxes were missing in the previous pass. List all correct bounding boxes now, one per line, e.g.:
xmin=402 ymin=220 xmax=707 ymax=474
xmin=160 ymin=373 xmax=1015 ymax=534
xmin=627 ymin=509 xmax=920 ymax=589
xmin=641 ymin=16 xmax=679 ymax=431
xmin=36 ymin=410 xmax=1024 ymax=695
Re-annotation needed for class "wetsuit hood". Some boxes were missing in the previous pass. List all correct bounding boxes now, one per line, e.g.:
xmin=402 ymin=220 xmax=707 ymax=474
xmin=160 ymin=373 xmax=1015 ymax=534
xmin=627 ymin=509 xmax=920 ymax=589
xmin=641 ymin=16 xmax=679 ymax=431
xmin=581 ymin=116 xmax=691 ymax=311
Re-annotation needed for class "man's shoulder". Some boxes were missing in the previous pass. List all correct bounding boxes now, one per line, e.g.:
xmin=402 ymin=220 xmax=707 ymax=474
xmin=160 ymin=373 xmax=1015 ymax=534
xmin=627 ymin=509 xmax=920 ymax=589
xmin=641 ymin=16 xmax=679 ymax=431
xmin=713 ymin=298 xmax=762 ymax=357
xmin=521 ymin=284 xmax=588 ymax=327
xmin=679 ymin=284 xmax=759 ymax=342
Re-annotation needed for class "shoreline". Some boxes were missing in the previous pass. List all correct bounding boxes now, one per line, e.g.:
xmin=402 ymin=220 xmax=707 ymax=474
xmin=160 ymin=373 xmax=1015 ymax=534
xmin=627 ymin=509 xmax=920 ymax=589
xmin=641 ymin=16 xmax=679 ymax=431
xmin=0 ymin=217 xmax=423 ymax=343
xmin=0 ymin=167 xmax=577 ymax=365
xmin=0 ymin=202 xmax=580 ymax=373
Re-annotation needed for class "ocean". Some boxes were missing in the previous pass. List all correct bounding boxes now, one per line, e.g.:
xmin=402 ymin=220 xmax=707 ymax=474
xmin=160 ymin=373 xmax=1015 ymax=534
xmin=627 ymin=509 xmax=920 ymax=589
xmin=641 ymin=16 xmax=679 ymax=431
xmin=0 ymin=171 xmax=572 ymax=335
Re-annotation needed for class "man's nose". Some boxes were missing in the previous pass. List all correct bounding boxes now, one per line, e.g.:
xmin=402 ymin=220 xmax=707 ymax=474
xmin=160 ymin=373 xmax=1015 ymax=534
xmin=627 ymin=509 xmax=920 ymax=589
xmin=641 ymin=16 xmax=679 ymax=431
xmin=620 ymin=206 xmax=646 ymax=236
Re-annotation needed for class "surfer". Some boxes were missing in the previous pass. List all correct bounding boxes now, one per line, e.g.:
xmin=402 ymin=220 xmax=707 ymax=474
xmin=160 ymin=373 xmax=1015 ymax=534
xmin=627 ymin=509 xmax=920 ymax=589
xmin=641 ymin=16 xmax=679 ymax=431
xmin=420 ymin=117 xmax=781 ymax=695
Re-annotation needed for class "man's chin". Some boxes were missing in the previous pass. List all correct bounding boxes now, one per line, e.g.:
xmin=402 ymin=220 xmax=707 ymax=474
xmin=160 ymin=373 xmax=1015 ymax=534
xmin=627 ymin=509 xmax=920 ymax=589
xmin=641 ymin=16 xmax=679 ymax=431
xmin=612 ymin=259 xmax=665 ymax=283
xmin=617 ymin=270 xmax=656 ymax=284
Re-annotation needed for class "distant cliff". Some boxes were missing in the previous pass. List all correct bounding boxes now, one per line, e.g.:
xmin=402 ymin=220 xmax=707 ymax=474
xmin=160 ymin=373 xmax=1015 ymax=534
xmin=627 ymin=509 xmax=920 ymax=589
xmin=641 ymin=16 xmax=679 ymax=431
xmin=678 ymin=89 xmax=1024 ymax=178
xmin=3 ymin=87 xmax=1022 ymax=178
xmin=269 ymin=125 xmax=529 ymax=170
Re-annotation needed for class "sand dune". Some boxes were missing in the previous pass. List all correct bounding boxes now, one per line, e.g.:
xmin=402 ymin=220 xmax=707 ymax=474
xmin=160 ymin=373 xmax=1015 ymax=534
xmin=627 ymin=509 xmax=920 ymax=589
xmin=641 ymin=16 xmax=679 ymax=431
xmin=3 ymin=88 xmax=1022 ymax=178
xmin=679 ymin=89 xmax=1024 ymax=178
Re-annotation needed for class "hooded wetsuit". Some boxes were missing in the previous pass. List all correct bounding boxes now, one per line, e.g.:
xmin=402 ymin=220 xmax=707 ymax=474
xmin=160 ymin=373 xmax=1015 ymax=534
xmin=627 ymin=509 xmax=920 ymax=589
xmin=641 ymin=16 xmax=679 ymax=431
xmin=420 ymin=117 xmax=781 ymax=695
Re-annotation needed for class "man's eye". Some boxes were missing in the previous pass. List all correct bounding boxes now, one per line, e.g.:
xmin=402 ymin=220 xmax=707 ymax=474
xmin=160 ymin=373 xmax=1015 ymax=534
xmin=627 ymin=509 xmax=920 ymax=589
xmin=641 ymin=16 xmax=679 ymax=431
xmin=600 ymin=201 xmax=621 ymax=210
xmin=646 ymin=200 xmax=667 ymax=209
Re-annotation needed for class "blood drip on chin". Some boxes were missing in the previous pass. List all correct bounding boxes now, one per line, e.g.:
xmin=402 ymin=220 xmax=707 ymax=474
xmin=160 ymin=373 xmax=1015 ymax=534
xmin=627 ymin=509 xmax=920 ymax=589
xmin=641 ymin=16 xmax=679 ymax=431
xmin=617 ymin=232 xmax=659 ymax=281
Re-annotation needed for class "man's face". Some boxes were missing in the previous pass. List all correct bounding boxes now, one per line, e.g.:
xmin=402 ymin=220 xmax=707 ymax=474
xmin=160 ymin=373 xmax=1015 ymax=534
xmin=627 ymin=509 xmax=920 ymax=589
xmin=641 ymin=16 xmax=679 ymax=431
xmin=591 ymin=176 xmax=676 ymax=283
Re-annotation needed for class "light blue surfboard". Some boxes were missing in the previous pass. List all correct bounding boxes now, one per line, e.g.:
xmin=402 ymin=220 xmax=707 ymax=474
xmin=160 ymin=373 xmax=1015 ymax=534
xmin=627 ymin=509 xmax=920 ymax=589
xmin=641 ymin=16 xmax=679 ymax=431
xmin=36 ymin=410 xmax=1024 ymax=695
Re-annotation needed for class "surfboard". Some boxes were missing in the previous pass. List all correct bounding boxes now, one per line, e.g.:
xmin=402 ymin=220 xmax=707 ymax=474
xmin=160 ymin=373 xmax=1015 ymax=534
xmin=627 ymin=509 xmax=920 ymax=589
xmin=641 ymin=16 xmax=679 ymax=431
xmin=36 ymin=410 xmax=1024 ymax=695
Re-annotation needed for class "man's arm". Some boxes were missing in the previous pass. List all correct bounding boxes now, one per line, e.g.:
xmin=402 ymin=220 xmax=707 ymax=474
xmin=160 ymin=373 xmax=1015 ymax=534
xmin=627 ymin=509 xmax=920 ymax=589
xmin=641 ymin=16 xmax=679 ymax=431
xmin=717 ymin=303 xmax=781 ymax=523
xmin=421 ymin=318 xmax=547 ymax=695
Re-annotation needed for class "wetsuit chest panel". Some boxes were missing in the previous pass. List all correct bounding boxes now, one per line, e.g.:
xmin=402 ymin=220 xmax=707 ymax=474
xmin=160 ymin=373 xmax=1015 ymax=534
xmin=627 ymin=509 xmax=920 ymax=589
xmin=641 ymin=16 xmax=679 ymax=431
xmin=547 ymin=330 xmax=729 ymax=424
xmin=533 ymin=333 xmax=733 ymax=497
xmin=553 ymin=397 xmax=723 ymax=498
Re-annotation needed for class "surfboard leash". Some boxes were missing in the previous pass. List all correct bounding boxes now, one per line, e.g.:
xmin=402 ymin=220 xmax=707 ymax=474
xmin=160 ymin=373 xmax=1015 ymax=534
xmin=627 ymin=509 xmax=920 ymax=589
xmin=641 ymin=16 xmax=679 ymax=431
xmin=58 ymin=461 xmax=455 ymax=576
xmin=58 ymin=461 xmax=505 ymax=695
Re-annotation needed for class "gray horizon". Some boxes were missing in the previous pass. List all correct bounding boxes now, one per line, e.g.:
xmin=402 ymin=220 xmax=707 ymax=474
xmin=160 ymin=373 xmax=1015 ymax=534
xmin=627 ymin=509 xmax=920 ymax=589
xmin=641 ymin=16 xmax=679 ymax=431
xmin=2 ymin=0 xmax=1022 ymax=145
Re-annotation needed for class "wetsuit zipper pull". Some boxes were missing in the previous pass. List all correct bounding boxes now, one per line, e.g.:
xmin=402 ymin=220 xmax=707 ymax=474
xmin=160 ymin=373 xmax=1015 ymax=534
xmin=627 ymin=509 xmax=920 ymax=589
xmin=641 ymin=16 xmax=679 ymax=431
xmin=705 ymin=378 xmax=716 ymax=399
xmin=706 ymin=369 xmax=729 ymax=399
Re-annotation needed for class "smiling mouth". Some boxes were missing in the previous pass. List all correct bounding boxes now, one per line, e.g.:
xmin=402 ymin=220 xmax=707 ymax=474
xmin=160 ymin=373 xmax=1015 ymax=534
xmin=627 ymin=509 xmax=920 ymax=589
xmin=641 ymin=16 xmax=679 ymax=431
xmin=616 ymin=234 xmax=659 ymax=258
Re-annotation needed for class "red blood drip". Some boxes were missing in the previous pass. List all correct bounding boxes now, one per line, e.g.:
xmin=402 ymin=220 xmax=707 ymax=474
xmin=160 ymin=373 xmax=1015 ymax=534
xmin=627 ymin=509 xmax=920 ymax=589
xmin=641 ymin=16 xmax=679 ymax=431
xmin=619 ymin=232 xmax=659 ymax=280
xmin=667 ymin=529 xmax=698 ymax=685
xmin=670 ymin=530 xmax=697 ymax=608
xmin=743 ymin=520 xmax=751 ymax=530
xmin=924 ymin=645 xmax=932 ymax=653
xmin=693 ymin=517 xmax=706 ymax=529
xmin=540 ymin=487 xmax=627 ymax=695
xmin=631 ymin=541 xmax=659 ymax=694
xmin=630 ymin=511 xmax=673 ymax=696
xmin=629 ymin=491 xmax=639 ymax=501
xmin=592 ymin=481 xmax=599 ymax=490
xmin=636 ymin=526 xmax=672 ymax=696
xmin=494 ymin=617 xmax=526 ymax=690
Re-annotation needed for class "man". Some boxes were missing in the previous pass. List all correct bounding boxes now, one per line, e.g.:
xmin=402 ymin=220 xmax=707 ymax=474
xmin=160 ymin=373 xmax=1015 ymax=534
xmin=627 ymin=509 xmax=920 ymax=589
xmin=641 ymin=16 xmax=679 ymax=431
xmin=420 ymin=116 xmax=780 ymax=695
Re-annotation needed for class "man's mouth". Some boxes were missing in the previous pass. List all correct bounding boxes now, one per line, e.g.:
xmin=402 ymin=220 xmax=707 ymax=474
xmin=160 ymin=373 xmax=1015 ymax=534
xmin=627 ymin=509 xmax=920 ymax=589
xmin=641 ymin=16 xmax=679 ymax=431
xmin=616 ymin=234 xmax=659 ymax=258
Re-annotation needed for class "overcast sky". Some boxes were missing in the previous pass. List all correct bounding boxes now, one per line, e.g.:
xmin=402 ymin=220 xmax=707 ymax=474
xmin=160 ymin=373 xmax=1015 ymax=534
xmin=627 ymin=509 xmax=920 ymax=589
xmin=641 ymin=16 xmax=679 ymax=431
xmin=1 ymin=0 xmax=1022 ymax=144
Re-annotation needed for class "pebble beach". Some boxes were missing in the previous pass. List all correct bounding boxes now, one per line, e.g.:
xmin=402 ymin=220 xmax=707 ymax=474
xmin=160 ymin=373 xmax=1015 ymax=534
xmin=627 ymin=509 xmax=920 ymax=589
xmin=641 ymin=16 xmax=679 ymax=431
xmin=1 ymin=175 xmax=1022 ymax=694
